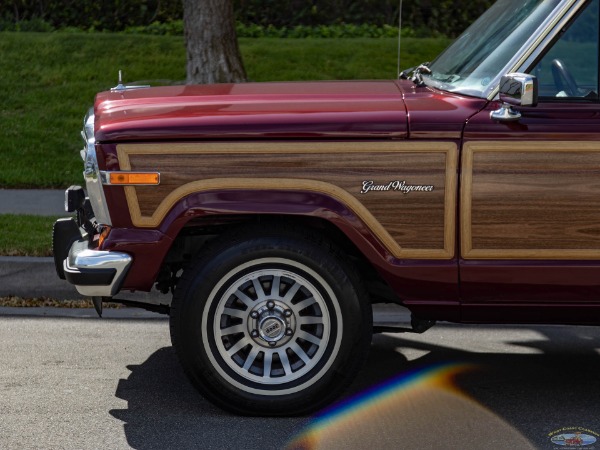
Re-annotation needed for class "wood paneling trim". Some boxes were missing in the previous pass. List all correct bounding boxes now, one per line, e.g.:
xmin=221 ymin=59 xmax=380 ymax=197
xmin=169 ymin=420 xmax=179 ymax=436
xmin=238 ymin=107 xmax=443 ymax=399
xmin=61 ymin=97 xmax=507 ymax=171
xmin=117 ymin=141 xmax=458 ymax=260
xmin=461 ymin=141 xmax=600 ymax=260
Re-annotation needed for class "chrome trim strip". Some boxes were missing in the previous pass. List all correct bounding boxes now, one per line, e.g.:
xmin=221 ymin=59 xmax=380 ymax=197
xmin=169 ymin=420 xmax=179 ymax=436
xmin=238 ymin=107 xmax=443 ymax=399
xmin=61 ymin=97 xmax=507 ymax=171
xmin=486 ymin=0 xmax=581 ymax=101
xmin=64 ymin=242 xmax=132 ymax=297
xmin=82 ymin=109 xmax=112 ymax=225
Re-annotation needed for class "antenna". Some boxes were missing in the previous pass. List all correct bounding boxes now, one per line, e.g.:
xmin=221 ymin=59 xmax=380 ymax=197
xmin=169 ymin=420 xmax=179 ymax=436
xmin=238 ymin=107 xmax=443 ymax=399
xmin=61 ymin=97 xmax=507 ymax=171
xmin=111 ymin=69 xmax=151 ymax=92
xmin=397 ymin=0 xmax=403 ymax=78
xmin=112 ymin=69 xmax=126 ymax=91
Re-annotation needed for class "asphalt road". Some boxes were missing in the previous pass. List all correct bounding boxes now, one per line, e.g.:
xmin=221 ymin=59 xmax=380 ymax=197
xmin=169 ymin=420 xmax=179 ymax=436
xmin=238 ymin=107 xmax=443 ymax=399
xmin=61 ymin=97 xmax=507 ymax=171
xmin=0 ymin=317 xmax=598 ymax=449
xmin=2 ymin=191 xmax=600 ymax=448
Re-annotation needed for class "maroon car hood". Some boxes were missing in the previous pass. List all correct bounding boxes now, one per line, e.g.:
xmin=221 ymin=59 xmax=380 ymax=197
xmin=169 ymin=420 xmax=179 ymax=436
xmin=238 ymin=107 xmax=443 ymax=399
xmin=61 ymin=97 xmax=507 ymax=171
xmin=94 ymin=81 xmax=407 ymax=142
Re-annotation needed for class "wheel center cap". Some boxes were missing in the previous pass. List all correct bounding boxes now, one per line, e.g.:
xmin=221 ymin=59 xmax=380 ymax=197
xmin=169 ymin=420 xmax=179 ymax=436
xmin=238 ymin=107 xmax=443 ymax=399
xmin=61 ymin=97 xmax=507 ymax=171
xmin=259 ymin=317 xmax=286 ymax=342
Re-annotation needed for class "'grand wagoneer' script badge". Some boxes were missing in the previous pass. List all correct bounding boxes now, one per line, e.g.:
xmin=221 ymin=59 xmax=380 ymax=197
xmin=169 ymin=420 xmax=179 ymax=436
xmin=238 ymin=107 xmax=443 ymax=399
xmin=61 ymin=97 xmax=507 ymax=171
xmin=360 ymin=180 xmax=435 ymax=194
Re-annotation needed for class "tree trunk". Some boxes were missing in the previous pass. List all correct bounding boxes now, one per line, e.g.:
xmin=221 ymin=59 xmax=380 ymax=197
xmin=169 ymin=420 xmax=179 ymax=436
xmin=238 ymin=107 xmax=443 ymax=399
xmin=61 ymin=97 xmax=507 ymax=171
xmin=183 ymin=0 xmax=247 ymax=84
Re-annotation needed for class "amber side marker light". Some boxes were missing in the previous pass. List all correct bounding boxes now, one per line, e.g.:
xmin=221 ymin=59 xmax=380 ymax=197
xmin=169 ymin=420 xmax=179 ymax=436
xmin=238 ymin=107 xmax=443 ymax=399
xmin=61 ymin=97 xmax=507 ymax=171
xmin=108 ymin=172 xmax=160 ymax=185
xmin=98 ymin=226 xmax=111 ymax=249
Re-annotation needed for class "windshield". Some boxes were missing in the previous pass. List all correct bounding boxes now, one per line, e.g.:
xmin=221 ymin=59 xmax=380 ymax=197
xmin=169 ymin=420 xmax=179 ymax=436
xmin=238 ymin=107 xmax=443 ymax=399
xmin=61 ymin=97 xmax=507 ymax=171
xmin=423 ymin=0 xmax=563 ymax=97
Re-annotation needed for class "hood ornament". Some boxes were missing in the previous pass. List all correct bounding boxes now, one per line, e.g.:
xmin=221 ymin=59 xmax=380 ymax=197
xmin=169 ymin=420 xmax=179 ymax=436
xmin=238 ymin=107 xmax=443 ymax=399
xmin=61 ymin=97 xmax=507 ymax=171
xmin=110 ymin=70 xmax=151 ymax=92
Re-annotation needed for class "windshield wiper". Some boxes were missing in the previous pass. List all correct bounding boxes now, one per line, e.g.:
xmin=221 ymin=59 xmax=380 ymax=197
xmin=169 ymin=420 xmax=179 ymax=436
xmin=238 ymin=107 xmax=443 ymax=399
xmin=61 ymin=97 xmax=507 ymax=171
xmin=432 ymin=73 xmax=461 ymax=83
xmin=399 ymin=62 xmax=431 ymax=87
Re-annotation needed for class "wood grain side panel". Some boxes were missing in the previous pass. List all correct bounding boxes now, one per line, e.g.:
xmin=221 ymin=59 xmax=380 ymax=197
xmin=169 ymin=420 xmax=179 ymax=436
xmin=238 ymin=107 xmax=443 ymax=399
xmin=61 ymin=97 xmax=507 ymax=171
xmin=118 ymin=142 xmax=458 ymax=259
xmin=462 ymin=141 xmax=600 ymax=259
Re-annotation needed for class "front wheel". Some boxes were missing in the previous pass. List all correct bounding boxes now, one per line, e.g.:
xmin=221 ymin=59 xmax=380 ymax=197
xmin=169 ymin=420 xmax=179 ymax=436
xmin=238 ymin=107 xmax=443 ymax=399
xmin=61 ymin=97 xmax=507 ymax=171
xmin=169 ymin=231 xmax=371 ymax=415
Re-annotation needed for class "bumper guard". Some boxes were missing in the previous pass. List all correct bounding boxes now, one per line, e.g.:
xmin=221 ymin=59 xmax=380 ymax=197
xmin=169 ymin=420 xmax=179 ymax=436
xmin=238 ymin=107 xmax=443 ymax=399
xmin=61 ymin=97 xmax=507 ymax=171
xmin=63 ymin=238 xmax=132 ymax=297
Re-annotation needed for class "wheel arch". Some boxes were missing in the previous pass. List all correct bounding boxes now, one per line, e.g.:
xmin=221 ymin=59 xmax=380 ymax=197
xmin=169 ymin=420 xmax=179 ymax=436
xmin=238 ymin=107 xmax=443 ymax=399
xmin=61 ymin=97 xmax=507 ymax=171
xmin=162 ymin=212 xmax=401 ymax=304
xmin=120 ymin=188 xmax=406 ymax=301
xmin=159 ymin=187 xmax=398 ymax=259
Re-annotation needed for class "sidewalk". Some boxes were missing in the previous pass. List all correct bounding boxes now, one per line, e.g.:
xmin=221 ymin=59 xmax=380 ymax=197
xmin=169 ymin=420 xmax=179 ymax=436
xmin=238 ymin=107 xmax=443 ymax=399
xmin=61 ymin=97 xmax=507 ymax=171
xmin=0 ymin=189 xmax=65 ymax=216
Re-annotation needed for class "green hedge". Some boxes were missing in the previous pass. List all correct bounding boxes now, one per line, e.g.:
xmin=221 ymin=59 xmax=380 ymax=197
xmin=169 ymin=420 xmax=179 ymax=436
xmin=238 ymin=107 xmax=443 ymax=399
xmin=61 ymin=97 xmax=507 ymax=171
xmin=0 ymin=0 xmax=494 ymax=37
xmin=234 ymin=0 xmax=494 ymax=36
xmin=0 ymin=20 xmax=423 ymax=39
xmin=124 ymin=21 xmax=422 ymax=39
xmin=0 ymin=0 xmax=167 ymax=31
xmin=0 ymin=19 xmax=428 ymax=39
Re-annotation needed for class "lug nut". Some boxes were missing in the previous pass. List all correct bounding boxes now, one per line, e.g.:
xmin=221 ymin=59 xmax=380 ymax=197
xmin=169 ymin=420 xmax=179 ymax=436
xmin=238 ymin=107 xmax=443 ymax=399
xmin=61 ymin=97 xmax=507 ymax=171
xmin=269 ymin=341 xmax=277 ymax=347
xmin=251 ymin=330 xmax=259 ymax=338
xmin=250 ymin=311 xmax=259 ymax=319
xmin=285 ymin=328 xmax=293 ymax=336
xmin=284 ymin=310 xmax=292 ymax=317
xmin=267 ymin=301 xmax=275 ymax=310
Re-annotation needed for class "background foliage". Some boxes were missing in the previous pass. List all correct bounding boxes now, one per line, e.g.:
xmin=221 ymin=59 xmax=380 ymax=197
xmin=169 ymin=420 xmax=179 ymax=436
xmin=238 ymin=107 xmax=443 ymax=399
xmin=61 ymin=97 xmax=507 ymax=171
xmin=0 ymin=0 xmax=494 ymax=37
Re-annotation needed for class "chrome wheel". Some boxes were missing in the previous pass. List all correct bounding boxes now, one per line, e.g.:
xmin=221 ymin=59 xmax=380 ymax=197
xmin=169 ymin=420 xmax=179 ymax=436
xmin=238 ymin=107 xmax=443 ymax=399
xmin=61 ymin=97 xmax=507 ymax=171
xmin=202 ymin=258 xmax=342 ymax=395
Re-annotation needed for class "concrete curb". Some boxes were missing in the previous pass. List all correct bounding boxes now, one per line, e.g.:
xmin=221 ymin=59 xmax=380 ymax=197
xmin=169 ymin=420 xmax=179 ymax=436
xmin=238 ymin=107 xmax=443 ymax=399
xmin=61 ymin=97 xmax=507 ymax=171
xmin=0 ymin=255 xmax=169 ymax=319
xmin=0 ymin=255 xmax=167 ymax=304
xmin=0 ymin=306 xmax=167 ymax=320
xmin=0 ymin=256 xmax=80 ymax=299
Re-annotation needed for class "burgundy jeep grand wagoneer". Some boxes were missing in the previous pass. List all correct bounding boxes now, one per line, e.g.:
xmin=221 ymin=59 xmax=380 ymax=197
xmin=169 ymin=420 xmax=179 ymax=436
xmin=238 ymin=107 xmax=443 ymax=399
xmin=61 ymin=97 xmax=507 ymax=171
xmin=53 ymin=0 xmax=600 ymax=415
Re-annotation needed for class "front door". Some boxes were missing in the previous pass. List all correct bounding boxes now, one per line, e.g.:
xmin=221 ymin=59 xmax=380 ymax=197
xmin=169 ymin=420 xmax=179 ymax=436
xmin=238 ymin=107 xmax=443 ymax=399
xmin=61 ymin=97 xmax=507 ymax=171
xmin=460 ymin=0 xmax=600 ymax=317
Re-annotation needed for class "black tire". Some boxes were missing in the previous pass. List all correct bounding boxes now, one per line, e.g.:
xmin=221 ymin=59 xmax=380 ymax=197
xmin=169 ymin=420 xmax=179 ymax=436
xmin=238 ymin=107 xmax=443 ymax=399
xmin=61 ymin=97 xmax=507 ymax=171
xmin=169 ymin=228 xmax=372 ymax=416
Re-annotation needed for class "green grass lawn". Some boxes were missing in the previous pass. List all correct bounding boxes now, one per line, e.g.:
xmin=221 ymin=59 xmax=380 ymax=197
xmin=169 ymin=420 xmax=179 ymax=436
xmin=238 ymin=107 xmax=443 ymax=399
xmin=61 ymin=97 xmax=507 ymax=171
xmin=0 ymin=214 xmax=59 ymax=256
xmin=0 ymin=32 xmax=451 ymax=188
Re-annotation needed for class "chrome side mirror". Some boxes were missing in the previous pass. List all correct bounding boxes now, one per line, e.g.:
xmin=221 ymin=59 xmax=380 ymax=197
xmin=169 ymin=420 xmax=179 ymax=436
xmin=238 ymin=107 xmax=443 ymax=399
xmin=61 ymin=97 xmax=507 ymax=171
xmin=491 ymin=73 xmax=538 ymax=121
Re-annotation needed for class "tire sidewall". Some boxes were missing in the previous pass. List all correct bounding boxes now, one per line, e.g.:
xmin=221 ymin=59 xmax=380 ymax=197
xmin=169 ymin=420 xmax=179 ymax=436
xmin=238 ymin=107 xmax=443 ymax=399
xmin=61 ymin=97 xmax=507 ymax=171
xmin=172 ymin=236 xmax=368 ymax=414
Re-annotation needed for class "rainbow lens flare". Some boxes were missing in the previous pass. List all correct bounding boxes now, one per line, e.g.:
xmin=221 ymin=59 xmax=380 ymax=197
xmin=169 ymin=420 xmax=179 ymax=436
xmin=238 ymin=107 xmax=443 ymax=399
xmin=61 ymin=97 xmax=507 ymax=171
xmin=288 ymin=362 xmax=534 ymax=450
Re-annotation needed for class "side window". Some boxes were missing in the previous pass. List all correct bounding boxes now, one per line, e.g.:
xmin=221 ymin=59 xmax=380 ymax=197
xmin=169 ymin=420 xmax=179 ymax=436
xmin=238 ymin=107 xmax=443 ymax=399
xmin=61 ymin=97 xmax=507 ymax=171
xmin=531 ymin=0 xmax=599 ymax=100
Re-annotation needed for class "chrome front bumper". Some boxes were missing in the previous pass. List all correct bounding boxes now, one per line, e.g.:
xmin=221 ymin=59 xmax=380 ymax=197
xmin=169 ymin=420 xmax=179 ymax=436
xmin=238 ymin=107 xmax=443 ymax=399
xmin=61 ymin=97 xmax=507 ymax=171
xmin=63 ymin=238 xmax=132 ymax=297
